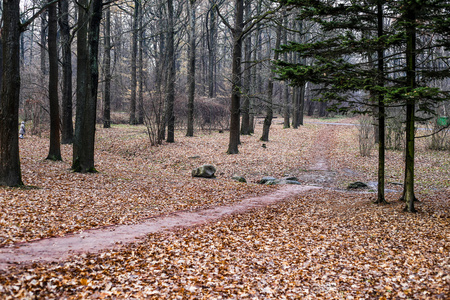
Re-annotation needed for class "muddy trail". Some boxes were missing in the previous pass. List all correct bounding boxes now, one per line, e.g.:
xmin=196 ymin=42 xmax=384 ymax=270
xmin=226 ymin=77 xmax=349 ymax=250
xmin=296 ymin=124 xmax=337 ymax=186
xmin=0 ymin=185 xmax=319 ymax=270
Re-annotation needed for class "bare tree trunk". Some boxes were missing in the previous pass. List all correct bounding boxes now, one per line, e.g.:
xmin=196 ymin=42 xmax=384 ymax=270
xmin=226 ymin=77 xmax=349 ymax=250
xmin=166 ymin=0 xmax=175 ymax=143
xmin=402 ymin=3 xmax=417 ymax=212
xmin=59 ymin=0 xmax=74 ymax=143
xmin=40 ymin=9 xmax=47 ymax=75
xmin=293 ymin=20 xmax=305 ymax=127
xmin=298 ymin=85 xmax=304 ymax=125
xmin=261 ymin=19 xmax=282 ymax=142
xmin=207 ymin=0 xmax=217 ymax=98
xmin=73 ymin=0 xmax=89 ymax=171
xmin=283 ymin=85 xmax=290 ymax=128
xmin=375 ymin=0 xmax=387 ymax=204
xmin=307 ymin=98 xmax=315 ymax=116
xmin=129 ymin=0 xmax=139 ymax=125
xmin=156 ymin=6 xmax=166 ymax=142
xmin=46 ymin=0 xmax=62 ymax=161
xmin=318 ymin=101 xmax=327 ymax=117
xmin=240 ymin=0 xmax=251 ymax=135
xmin=282 ymin=12 xmax=290 ymax=129
xmin=292 ymin=87 xmax=299 ymax=128
xmin=0 ymin=0 xmax=22 ymax=186
xmin=73 ymin=0 xmax=102 ymax=172
xmin=249 ymin=4 xmax=261 ymax=136
xmin=186 ymin=0 xmax=196 ymax=137
xmin=137 ymin=0 xmax=144 ymax=124
xmin=227 ymin=0 xmax=244 ymax=154
xmin=103 ymin=5 xmax=111 ymax=128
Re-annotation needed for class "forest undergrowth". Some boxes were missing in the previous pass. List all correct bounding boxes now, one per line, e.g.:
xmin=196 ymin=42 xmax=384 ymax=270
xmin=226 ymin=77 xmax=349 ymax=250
xmin=0 ymin=116 xmax=448 ymax=299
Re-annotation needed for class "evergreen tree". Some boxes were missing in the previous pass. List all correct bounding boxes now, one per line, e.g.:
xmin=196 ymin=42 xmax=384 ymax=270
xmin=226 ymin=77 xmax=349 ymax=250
xmin=275 ymin=0 xmax=449 ymax=210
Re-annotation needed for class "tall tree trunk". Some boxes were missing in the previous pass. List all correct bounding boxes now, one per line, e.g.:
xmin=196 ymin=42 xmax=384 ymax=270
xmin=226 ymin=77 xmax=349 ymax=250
xmin=0 ymin=0 xmax=22 ymax=186
xmin=40 ymin=9 xmax=47 ymax=75
xmin=47 ymin=0 xmax=62 ymax=161
xmin=73 ymin=0 xmax=102 ymax=172
xmin=103 ymin=4 xmax=111 ymax=128
xmin=156 ymin=7 xmax=166 ymax=143
xmin=186 ymin=0 xmax=196 ymax=137
xmin=403 ymin=2 xmax=417 ymax=212
xmin=261 ymin=19 xmax=282 ymax=142
xmin=227 ymin=0 xmax=244 ymax=154
xmin=293 ymin=20 xmax=305 ymax=127
xmin=166 ymin=0 xmax=175 ymax=143
xmin=137 ymin=0 xmax=144 ymax=124
xmin=208 ymin=0 xmax=217 ymax=98
xmin=307 ymin=98 xmax=315 ymax=116
xmin=240 ymin=0 xmax=251 ymax=135
xmin=375 ymin=0 xmax=387 ymax=204
xmin=282 ymin=12 xmax=290 ymax=129
xmin=129 ymin=0 xmax=138 ymax=125
xmin=292 ymin=87 xmax=299 ymax=128
xmin=318 ymin=101 xmax=327 ymax=117
xmin=249 ymin=4 xmax=261 ymax=136
xmin=283 ymin=85 xmax=290 ymax=128
xmin=73 ymin=0 xmax=89 ymax=171
xmin=59 ymin=0 xmax=74 ymax=143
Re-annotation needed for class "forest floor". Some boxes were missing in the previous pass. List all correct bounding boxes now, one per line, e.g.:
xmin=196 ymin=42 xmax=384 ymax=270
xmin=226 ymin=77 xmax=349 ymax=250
xmin=0 ymin=116 xmax=449 ymax=299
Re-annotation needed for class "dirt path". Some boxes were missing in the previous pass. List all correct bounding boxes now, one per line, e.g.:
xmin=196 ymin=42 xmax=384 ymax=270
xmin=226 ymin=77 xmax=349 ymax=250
xmin=0 ymin=185 xmax=319 ymax=270
xmin=297 ymin=125 xmax=337 ymax=186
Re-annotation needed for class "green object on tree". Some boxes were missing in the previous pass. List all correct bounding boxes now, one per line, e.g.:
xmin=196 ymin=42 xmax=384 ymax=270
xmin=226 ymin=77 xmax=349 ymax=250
xmin=437 ymin=116 xmax=448 ymax=127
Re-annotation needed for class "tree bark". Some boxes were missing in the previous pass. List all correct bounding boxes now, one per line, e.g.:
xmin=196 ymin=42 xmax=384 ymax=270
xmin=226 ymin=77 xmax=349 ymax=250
xmin=103 ymin=4 xmax=111 ymax=128
xmin=129 ymin=0 xmax=139 ymax=125
xmin=292 ymin=87 xmax=299 ymax=128
xmin=240 ymin=0 xmax=252 ymax=135
xmin=73 ymin=0 xmax=102 ymax=173
xmin=298 ymin=85 xmax=305 ymax=125
xmin=282 ymin=12 xmax=290 ymax=129
xmin=46 ymin=0 xmax=62 ymax=161
xmin=73 ymin=0 xmax=89 ymax=171
xmin=208 ymin=0 xmax=217 ymax=98
xmin=261 ymin=19 xmax=282 ymax=142
xmin=156 ymin=5 xmax=166 ymax=143
xmin=283 ymin=85 xmax=290 ymax=128
xmin=318 ymin=101 xmax=327 ymax=117
xmin=59 ymin=0 xmax=74 ymax=143
xmin=137 ymin=0 xmax=144 ymax=124
xmin=0 ymin=0 xmax=22 ymax=186
xmin=40 ymin=9 xmax=47 ymax=75
xmin=186 ymin=0 xmax=196 ymax=137
xmin=375 ymin=0 xmax=387 ymax=204
xmin=166 ymin=0 xmax=176 ymax=143
xmin=227 ymin=0 xmax=244 ymax=154
xmin=402 ymin=2 xmax=417 ymax=212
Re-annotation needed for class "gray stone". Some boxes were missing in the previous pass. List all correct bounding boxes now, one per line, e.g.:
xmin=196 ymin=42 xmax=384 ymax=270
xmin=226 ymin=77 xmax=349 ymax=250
xmin=258 ymin=176 xmax=277 ymax=184
xmin=192 ymin=164 xmax=216 ymax=178
xmin=232 ymin=175 xmax=247 ymax=183
xmin=276 ymin=179 xmax=301 ymax=185
xmin=347 ymin=181 xmax=369 ymax=190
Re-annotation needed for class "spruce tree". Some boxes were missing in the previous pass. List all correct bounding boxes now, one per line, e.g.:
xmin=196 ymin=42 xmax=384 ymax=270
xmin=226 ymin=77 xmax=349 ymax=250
xmin=275 ymin=0 xmax=449 ymax=211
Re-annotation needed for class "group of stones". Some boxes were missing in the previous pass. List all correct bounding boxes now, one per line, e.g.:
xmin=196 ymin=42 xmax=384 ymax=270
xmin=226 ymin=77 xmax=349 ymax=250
xmin=192 ymin=164 xmax=373 ymax=190
xmin=191 ymin=164 xmax=302 ymax=185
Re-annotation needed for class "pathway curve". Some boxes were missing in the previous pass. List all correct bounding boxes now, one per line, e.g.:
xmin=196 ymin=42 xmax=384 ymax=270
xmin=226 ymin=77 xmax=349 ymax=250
xmin=0 ymin=185 xmax=319 ymax=270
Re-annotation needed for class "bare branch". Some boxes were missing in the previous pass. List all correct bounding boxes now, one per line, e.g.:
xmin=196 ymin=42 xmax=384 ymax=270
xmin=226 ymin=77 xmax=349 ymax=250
xmin=20 ymin=0 xmax=59 ymax=32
